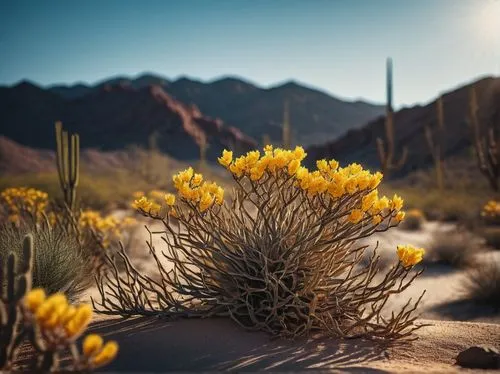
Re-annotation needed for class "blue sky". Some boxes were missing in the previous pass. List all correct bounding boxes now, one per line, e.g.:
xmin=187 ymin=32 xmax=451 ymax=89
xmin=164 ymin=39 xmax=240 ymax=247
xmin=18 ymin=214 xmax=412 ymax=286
xmin=0 ymin=0 xmax=499 ymax=108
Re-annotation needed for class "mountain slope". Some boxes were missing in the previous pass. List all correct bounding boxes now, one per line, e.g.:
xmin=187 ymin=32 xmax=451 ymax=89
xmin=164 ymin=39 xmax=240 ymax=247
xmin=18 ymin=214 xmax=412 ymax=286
xmin=306 ymin=76 xmax=500 ymax=176
xmin=0 ymin=82 xmax=256 ymax=162
xmin=47 ymin=74 xmax=385 ymax=146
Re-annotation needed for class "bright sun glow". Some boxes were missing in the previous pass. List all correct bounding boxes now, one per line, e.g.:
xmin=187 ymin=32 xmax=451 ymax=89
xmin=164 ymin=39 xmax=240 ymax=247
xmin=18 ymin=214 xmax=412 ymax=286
xmin=474 ymin=0 xmax=500 ymax=46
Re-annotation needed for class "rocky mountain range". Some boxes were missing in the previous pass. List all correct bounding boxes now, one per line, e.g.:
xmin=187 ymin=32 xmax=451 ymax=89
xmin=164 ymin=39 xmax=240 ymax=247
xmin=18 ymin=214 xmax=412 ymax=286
xmin=306 ymin=76 xmax=500 ymax=176
xmin=48 ymin=74 xmax=385 ymax=146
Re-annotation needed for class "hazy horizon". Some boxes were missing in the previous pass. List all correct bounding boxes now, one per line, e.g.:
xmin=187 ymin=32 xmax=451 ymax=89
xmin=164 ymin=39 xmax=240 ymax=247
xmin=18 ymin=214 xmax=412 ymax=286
xmin=1 ymin=0 xmax=499 ymax=109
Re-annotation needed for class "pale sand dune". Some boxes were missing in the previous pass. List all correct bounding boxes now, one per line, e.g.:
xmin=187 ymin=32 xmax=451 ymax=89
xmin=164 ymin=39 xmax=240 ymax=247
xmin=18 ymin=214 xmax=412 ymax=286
xmin=87 ymin=315 xmax=500 ymax=373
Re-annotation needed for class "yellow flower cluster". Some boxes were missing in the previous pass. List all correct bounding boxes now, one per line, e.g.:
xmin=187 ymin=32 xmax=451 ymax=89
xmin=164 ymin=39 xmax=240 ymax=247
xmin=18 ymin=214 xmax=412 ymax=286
xmin=24 ymin=289 xmax=118 ymax=369
xmin=481 ymin=200 xmax=500 ymax=219
xmin=172 ymin=167 xmax=224 ymax=212
xmin=131 ymin=190 xmax=177 ymax=216
xmin=396 ymin=245 xmax=425 ymax=267
xmin=79 ymin=210 xmax=136 ymax=248
xmin=218 ymin=146 xmax=405 ymax=225
xmin=25 ymin=289 xmax=92 ymax=340
xmin=218 ymin=145 xmax=306 ymax=180
xmin=0 ymin=187 xmax=49 ymax=223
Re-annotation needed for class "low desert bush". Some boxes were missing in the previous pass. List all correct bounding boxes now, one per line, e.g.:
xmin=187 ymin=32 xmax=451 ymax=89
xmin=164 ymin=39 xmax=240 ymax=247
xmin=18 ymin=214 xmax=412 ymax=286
xmin=426 ymin=230 xmax=480 ymax=268
xmin=0 ymin=221 xmax=93 ymax=301
xmin=461 ymin=256 xmax=500 ymax=308
xmin=95 ymin=146 xmax=427 ymax=340
xmin=381 ymin=186 xmax=483 ymax=224
xmin=399 ymin=208 xmax=425 ymax=231
xmin=0 ymin=187 xmax=137 ymax=299
xmin=479 ymin=226 xmax=500 ymax=249
xmin=0 ymin=237 xmax=118 ymax=371
xmin=480 ymin=200 xmax=500 ymax=226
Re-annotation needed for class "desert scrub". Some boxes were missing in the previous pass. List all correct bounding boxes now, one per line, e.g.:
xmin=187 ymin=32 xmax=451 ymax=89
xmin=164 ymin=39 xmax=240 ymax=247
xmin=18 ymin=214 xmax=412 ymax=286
xmin=461 ymin=255 xmax=500 ymax=309
xmin=1 ymin=236 xmax=118 ymax=372
xmin=399 ymin=208 xmax=425 ymax=231
xmin=95 ymin=146 xmax=427 ymax=340
xmin=0 ymin=186 xmax=137 ymax=251
xmin=426 ymin=230 xmax=480 ymax=268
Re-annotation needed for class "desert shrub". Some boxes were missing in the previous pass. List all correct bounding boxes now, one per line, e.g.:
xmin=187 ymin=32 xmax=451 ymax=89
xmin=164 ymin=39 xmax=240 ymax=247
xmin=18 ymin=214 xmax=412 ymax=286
xmin=480 ymin=200 xmax=500 ymax=225
xmin=399 ymin=208 xmax=425 ymax=231
xmin=478 ymin=226 xmax=500 ymax=249
xmin=426 ymin=230 xmax=480 ymax=268
xmin=380 ymin=186 xmax=483 ymax=223
xmin=95 ymin=146 xmax=427 ymax=340
xmin=461 ymin=256 xmax=500 ymax=308
xmin=0 ymin=187 xmax=137 ymax=299
xmin=0 ymin=238 xmax=118 ymax=372
xmin=0 ymin=220 xmax=93 ymax=302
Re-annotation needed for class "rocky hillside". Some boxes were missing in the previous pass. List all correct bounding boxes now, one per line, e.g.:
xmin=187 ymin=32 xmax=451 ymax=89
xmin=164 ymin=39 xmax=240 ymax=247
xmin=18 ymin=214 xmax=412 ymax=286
xmin=306 ymin=76 xmax=500 ymax=177
xmin=48 ymin=74 xmax=384 ymax=146
xmin=0 ymin=82 xmax=256 ymax=162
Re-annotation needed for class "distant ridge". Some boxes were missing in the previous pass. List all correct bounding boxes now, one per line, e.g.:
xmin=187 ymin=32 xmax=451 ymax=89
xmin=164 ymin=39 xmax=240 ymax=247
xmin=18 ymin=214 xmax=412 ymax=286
xmin=41 ymin=73 xmax=385 ymax=146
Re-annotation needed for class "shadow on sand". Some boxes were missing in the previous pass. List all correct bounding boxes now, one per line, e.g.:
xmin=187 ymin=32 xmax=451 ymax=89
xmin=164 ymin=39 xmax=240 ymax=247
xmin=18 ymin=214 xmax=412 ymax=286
xmin=88 ymin=316 xmax=402 ymax=372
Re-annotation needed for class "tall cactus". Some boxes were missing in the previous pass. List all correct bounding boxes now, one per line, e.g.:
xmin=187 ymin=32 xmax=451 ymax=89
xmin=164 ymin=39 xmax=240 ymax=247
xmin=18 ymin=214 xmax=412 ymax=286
xmin=376 ymin=58 xmax=408 ymax=177
xmin=468 ymin=85 xmax=500 ymax=191
xmin=282 ymin=100 xmax=291 ymax=149
xmin=424 ymin=96 xmax=446 ymax=190
xmin=55 ymin=122 xmax=80 ymax=211
xmin=199 ymin=137 xmax=208 ymax=169
xmin=0 ymin=235 xmax=34 ymax=370
xmin=262 ymin=133 xmax=272 ymax=147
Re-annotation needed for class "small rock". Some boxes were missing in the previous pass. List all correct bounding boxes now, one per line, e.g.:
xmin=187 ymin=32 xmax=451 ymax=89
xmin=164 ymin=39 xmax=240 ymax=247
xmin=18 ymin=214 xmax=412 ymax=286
xmin=455 ymin=346 xmax=500 ymax=369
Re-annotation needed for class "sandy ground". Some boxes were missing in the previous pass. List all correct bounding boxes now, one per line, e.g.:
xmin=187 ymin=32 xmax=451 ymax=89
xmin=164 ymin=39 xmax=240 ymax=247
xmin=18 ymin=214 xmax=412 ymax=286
xmin=76 ymin=218 xmax=500 ymax=372
xmin=86 ymin=315 xmax=500 ymax=373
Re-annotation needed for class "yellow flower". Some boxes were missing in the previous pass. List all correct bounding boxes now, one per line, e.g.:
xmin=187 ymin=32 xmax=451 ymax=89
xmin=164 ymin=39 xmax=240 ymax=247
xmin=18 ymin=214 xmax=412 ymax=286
xmin=199 ymin=193 xmax=215 ymax=212
xmin=132 ymin=196 xmax=153 ymax=211
xmin=218 ymin=149 xmax=233 ymax=168
xmin=288 ymin=159 xmax=300 ymax=175
xmin=214 ymin=187 xmax=224 ymax=205
xmin=361 ymin=190 xmax=378 ymax=212
xmin=395 ymin=211 xmax=406 ymax=222
xmin=24 ymin=288 xmax=46 ymax=313
xmin=83 ymin=334 xmax=104 ymax=357
xmin=65 ymin=304 xmax=93 ymax=339
xmin=372 ymin=215 xmax=382 ymax=225
xmin=92 ymin=341 xmax=119 ymax=368
xmin=391 ymin=194 xmax=404 ymax=211
xmin=348 ymin=209 xmax=364 ymax=224
xmin=164 ymin=193 xmax=176 ymax=206
xmin=397 ymin=245 xmax=425 ymax=267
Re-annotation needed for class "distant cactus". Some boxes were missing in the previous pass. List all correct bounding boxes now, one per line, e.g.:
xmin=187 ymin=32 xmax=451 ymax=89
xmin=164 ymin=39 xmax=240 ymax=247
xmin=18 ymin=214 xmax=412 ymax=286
xmin=424 ymin=95 xmax=446 ymax=190
xmin=262 ymin=133 xmax=272 ymax=147
xmin=0 ymin=235 xmax=33 ymax=370
xmin=199 ymin=137 xmax=208 ymax=169
xmin=55 ymin=122 xmax=80 ymax=210
xmin=282 ymin=100 xmax=291 ymax=149
xmin=376 ymin=58 xmax=408 ymax=177
xmin=468 ymin=85 xmax=500 ymax=191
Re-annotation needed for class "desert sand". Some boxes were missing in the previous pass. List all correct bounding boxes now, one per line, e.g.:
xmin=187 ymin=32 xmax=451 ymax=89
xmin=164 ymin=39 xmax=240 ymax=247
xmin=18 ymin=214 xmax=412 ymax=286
xmin=78 ymin=219 xmax=500 ymax=372
xmin=86 ymin=315 xmax=499 ymax=373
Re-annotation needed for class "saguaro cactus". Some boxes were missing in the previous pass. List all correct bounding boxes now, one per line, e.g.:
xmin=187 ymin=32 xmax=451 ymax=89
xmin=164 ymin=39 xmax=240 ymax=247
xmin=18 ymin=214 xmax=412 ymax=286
xmin=0 ymin=235 xmax=34 ymax=370
xmin=376 ymin=58 xmax=408 ymax=177
xmin=468 ymin=85 xmax=500 ymax=191
xmin=424 ymin=96 xmax=446 ymax=190
xmin=262 ymin=133 xmax=272 ymax=147
xmin=55 ymin=122 xmax=80 ymax=210
xmin=199 ymin=137 xmax=208 ymax=169
xmin=282 ymin=100 xmax=291 ymax=149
